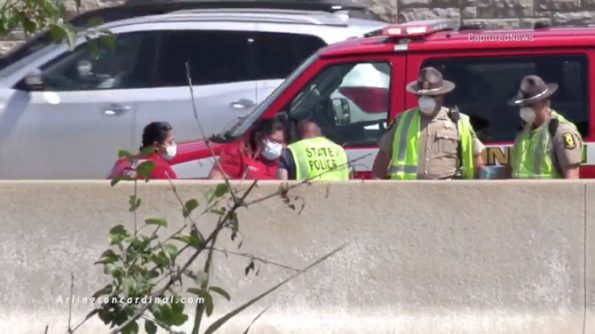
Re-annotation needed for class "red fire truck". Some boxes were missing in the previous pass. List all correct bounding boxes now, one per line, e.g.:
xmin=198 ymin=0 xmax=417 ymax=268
xmin=170 ymin=19 xmax=595 ymax=179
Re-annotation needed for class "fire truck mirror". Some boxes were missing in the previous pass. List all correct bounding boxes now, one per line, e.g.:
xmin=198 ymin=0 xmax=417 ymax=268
xmin=331 ymin=97 xmax=351 ymax=125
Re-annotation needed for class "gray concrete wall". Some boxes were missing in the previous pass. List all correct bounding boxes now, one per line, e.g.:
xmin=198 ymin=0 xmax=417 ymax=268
xmin=0 ymin=180 xmax=593 ymax=334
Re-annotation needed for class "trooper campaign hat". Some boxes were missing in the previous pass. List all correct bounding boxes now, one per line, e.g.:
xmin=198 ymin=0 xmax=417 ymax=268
xmin=406 ymin=67 xmax=456 ymax=96
xmin=508 ymin=75 xmax=558 ymax=106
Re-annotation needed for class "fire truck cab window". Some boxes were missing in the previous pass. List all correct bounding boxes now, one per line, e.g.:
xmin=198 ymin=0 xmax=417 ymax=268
xmin=423 ymin=55 xmax=589 ymax=143
xmin=286 ymin=61 xmax=391 ymax=146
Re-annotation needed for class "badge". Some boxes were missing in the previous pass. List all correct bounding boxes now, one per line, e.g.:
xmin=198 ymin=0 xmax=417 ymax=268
xmin=562 ymin=133 xmax=576 ymax=149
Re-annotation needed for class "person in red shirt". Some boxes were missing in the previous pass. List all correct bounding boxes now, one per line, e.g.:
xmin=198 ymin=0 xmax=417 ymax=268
xmin=109 ymin=121 xmax=178 ymax=180
xmin=209 ymin=119 xmax=285 ymax=180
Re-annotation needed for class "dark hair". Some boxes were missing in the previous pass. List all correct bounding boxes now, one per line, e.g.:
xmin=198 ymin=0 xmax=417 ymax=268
xmin=247 ymin=119 xmax=284 ymax=152
xmin=141 ymin=122 xmax=172 ymax=149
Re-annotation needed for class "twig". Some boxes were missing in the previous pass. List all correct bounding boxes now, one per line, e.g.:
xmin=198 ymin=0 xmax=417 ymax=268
xmin=208 ymin=247 xmax=303 ymax=273
xmin=141 ymin=315 xmax=185 ymax=334
xmin=67 ymin=273 xmax=74 ymax=334
xmin=245 ymin=154 xmax=371 ymax=207
xmin=44 ymin=325 xmax=49 ymax=334
xmin=242 ymin=305 xmax=270 ymax=334
xmin=184 ymin=62 xmax=239 ymax=206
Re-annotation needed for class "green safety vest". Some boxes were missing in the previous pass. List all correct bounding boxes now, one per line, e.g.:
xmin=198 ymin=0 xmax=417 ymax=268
xmin=288 ymin=137 xmax=350 ymax=181
xmin=511 ymin=111 xmax=580 ymax=179
xmin=389 ymin=108 xmax=476 ymax=180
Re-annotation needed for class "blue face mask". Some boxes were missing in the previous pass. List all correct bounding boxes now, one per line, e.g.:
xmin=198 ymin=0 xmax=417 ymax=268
xmin=261 ymin=140 xmax=282 ymax=161
xmin=162 ymin=143 xmax=177 ymax=160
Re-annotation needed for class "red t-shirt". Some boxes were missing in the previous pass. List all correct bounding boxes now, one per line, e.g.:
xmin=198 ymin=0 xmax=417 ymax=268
xmin=109 ymin=153 xmax=177 ymax=180
xmin=216 ymin=142 xmax=278 ymax=179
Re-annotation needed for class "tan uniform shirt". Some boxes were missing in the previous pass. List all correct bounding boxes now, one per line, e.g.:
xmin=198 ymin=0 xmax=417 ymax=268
xmin=510 ymin=114 xmax=583 ymax=173
xmin=378 ymin=107 xmax=485 ymax=179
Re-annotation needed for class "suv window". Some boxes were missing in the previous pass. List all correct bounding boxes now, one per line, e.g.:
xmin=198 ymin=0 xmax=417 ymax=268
xmin=423 ymin=55 xmax=589 ymax=142
xmin=252 ymin=32 xmax=326 ymax=80
xmin=38 ymin=31 xmax=159 ymax=91
xmin=286 ymin=61 xmax=391 ymax=146
xmin=155 ymin=30 xmax=255 ymax=86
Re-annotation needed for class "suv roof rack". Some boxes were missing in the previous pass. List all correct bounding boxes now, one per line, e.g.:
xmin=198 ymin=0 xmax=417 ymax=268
xmin=123 ymin=0 xmax=372 ymax=15
xmin=163 ymin=9 xmax=350 ymax=26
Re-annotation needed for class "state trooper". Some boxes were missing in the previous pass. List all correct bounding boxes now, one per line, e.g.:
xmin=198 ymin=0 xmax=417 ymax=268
xmin=277 ymin=120 xmax=350 ymax=181
xmin=507 ymin=75 xmax=583 ymax=179
xmin=372 ymin=67 xmax=485 ymax=180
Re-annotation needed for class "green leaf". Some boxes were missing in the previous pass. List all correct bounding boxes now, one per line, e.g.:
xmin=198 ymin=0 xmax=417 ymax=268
xmin=121 ymin=320 xmax=139 ymax=334
xmin=109 ymin=225 xmax=129 ymax=245
xmin=209 ymin=286 xmax=231 ymax=301
xmin=157 ymin=301 xmax=189 ymax=326
xmin=22 ymin=17 xmax=36 ymax=33
xmin=187 ymin=288 xmax=214 ymax=316
xmin=96 ymin=249 xmax=119 ymax=264
xmin=87 ymin=16 xmax=104 ymax=28
xmin=193 ymin=271 xmax=209 ymax=286
xmin=137 ymin=161 xmax=155 ymax=181
xmin=214 ymin=183 xmax=230 ymax=197
xmin=144 ymin=320 xmax=157 ymax=334
xmin=49 ymin=23 xmax=66 ymax=42
xmin=118 ymin=149 xmax=134 ymax=160
xmin=129 ymin=195 xmax=141 ymax=212
xmin=122 ymin=277 xmax=137 ymax=297
xmin=92 ymin=284 xmax=113 ymax=298
xmin=111 ymin=175 xmax=133 ymax=187
xmin=141 ymin=146 xmax=156 ymax=156
xmin=163 ymin=244 xmax=178 ymax=261
xmin=100 ymin=30 xmax=117 ymax=49
xmin=145 ymin=218 xmax=168 ymax=228
xmin=172 ymin=229 xmax=204 ymax=248
xmin=183 ymin=199 xmax=199 ymax=218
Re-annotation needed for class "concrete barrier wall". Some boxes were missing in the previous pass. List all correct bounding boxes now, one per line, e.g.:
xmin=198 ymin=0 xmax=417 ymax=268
xmin=0 ymin=180 xmax=593 ymax=334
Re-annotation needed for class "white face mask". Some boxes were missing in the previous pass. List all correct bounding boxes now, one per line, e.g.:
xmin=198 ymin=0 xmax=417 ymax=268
xmin=261 ymin=140 xmax=282 ymax=161
xmin=162 ymin=143 xmax=177 ymax=160
xmin=519 ymin=107 xmax=536 ymax=124
xmin=418 ymin=96 xmax=437 ymax=115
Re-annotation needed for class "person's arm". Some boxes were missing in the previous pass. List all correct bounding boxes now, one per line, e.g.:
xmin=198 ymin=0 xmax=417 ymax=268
xmin=373 ymin=121 xmax=397 ymax=179
xmin=276 ymin=168 xmax=289 ymax=180
xmin=553 ymin=128 xmax=583 ymax=180
xmin=372 ymin=151 xmax=391 ymax=179
xmin=208 ymin=167 xmax=227 ymax=179
xmin=563 ymin=165 xmax=580 ymax=179
xmin=209 ymin=146 xmax=242 ymax=179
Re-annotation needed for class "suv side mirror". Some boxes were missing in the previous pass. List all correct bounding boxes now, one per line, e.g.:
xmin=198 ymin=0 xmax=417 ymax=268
xmin=22 ymin=69 xmax=45 ymax=91
xmin=331 ymin=97 xmax=351 ymax=125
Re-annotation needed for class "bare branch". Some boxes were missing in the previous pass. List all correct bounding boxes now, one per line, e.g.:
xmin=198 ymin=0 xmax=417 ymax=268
xmin=67 ymin=273 xmax=74 ymax=334
xmin=209 ymin=247 xmax=303 ymax=273
xmin=184 ymin=62 xmax=239 ymax=206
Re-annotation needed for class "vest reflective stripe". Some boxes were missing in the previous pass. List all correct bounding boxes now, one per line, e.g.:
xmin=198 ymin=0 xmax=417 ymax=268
xmin=511 ymin=111 xmax=574 ymax=179
xmin=288 ymin=137 xmax=350 ymax=181
xmin=389 ymin=109 xmax=420 ymax=180
xmin=389 ymin=108 xmax=475 ymax=180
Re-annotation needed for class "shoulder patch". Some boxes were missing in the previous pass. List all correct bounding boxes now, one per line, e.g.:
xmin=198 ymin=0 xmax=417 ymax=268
xmin=562 ymin=132 xmax=576 ymax=149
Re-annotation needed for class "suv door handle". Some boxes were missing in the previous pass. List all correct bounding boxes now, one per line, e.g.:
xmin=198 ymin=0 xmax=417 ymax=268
xmin=102 ymin=104 xmax=131 ymax=116
xmin=230 ymin=99 xmax=255 ymax=110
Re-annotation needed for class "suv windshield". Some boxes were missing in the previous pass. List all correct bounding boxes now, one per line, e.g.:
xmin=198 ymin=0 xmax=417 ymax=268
xmin=216 ymin=50 xmax=321 ymax=140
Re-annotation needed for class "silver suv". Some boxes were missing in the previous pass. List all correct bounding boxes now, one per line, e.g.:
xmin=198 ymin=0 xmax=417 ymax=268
xmin=0 ymin=9 xmax=385 ymax=179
